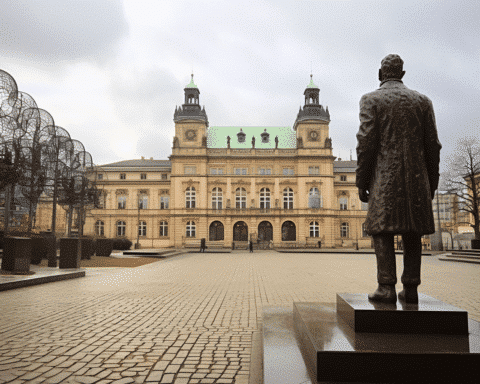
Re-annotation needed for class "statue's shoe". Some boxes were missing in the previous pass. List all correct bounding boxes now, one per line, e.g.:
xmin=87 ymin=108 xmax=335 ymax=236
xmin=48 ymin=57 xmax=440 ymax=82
xmin=368 ymin=285 xmax=397 ymax=304
xmin=398 ymin=286 xmax=418 ymax=304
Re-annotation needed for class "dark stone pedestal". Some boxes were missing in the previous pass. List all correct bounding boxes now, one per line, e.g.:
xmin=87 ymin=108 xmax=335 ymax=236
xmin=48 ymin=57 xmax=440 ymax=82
xmin=59 ymin=238 xmax=80 ymax=269
xmin=336 ymin=293 xmax=469 ymax=334
xmin=1 ymin=237 xmax=32 ymax=274
xmin=292 ymin=295 xmax=480 ymax=383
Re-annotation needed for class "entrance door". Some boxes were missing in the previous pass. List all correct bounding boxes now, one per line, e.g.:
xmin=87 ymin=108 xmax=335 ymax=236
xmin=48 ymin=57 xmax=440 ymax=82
xmin=233 ymin=221 xmax=248 ymax=241
xmin=209 ymin=221 xmax=224 ymax=241
xmin=258 ymin=221 xmax=273 ymax=242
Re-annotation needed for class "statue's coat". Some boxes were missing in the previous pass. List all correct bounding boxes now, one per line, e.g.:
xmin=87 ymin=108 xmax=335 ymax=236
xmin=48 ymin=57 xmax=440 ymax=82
xmin=356 ymin=80 xmax=442 ymax=235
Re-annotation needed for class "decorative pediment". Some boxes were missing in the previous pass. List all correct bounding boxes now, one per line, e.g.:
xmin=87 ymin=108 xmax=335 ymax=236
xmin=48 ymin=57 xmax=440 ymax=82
xmin=336 ymin=190 xmax=350 ymax=197
xmin=181 ymin=216 xmax=201 ymax=223
xmin=232 ymin=179 xmax=250 ymax=185
xmin=306 ymin=179 xmax=323 ymax=185
xmin=138 ymin=189 xmax=150 ymax=196
xmin=208 ymin=178 xmax=227 ymax=185
xmin=116 ymin=189 xmax=128 ymax=195
xmin=182 ymin=178 xmax=201 ymax=187
xmin=256 ymin=178 xmax=274 ymax=186
xmin=279 ymin=179 xmax=297 ymax=185
xmin=158 ymin=189 xmax=170 ymax=196
xmin=305 ymin=217 xmax=325 ymax=225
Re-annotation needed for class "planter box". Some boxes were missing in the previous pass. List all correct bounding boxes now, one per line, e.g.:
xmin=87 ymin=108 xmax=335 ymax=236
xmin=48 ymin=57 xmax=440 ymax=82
xmin=30 ymin=237 xmax=45 ymax=265
xmin=96 ymin=238 xmax=113 ymax=257
xmin=59 ymin=238 xmax=80 ymax=268
xmin=472 ymin=239 xmax=480 ymax=250
xmin=41 ymin=232 xmax=57 ymax=268
xmin=1 ymin=237 xmax=32 ymax=274
xmin=80 ymin=238 xmax=94 ymax=260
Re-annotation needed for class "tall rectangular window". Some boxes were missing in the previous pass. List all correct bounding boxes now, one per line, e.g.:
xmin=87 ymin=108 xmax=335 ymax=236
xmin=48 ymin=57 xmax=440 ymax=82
xmin=118 ymin=196 xmax=126 ymax=210
xmin=120 ymin=173 xmax=126 ymax=180
xmin=160 ymin=196 xmax=169 ymax=209
xmin=138 ymin=195 xmax=148 ymax=210
xmin=141 ymin=173 xmax=147 ymax=180
xmin=340 ymin=175 xmax=347 ymax=181
xmin=161 ymin=173 xmax=168 ymax=180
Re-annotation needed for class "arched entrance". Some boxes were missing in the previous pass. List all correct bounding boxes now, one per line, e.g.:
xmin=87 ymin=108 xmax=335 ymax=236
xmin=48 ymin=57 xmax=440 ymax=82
xmin=233 ymin=221 xmax=248 ymax=241
xmin=258 ymin=221 xmax=273 ymax=242
xmin=282 ymin=221 xmax=296 ymax=241
xmin=209 ymin=221 xmax=224 ymax=241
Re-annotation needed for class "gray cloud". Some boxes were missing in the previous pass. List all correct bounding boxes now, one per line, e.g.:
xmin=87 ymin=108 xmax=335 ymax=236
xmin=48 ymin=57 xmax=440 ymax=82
xmin=0 ymin=0 xmax=128 ymax=63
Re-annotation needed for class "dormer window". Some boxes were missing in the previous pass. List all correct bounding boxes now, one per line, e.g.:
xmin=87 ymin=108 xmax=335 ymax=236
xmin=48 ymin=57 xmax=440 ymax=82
xmin=237 ymin=129 xmax=246 ymax=143
xmin=260 ymin=129 xmax=269 ymax=143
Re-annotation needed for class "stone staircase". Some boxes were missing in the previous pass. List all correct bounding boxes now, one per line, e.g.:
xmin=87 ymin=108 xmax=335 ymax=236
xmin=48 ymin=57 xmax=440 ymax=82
xmin=439 ymin=249 xmax=480 ymax=264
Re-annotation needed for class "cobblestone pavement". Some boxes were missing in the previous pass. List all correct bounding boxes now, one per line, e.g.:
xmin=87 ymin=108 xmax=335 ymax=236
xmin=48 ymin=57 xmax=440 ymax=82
xmin=0 ymin=251 xmax=479 ymax=384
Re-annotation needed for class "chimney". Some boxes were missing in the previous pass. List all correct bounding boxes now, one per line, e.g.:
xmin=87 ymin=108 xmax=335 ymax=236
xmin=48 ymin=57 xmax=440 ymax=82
xmin=150 ymin=157 xmax=153 ymax=160
xmin=141 ymin=156 xmax=144 ymax=160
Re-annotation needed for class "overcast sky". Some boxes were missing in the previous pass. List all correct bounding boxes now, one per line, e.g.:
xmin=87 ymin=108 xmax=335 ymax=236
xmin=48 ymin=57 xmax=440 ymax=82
xmin=1 ymin=0 xmax=479 ymax=171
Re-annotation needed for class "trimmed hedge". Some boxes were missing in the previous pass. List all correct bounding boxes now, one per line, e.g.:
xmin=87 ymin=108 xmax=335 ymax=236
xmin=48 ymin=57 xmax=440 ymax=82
xmin=112 ymin=238 xmax=132 ymax=250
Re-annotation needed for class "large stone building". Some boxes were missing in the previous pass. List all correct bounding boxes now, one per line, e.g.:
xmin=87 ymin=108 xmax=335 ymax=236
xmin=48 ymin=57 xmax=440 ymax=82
xmin=37 ymin=75 xmax=370 ymax=248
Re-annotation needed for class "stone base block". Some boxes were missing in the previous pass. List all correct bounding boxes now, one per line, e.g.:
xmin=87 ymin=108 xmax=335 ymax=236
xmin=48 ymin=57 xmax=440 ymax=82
xmin=336 ymin=293 xmax=469 ymax=335
xmin=293 ymin=301 xmax=480 ymax=383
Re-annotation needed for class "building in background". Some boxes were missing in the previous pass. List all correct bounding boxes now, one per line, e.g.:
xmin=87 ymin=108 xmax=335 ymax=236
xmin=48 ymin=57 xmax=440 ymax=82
xmin=37 ymin=75 xmax=369 ymax=248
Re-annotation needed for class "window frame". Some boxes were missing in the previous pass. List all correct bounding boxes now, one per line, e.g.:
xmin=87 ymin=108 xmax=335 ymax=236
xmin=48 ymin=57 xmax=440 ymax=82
xmin=117 ymin=195 xmax=127 ymax=210
xmin=185 ymin=187 xmax=196 ymax=209
xmin=309 ymin=221 xmax=319 ymax=238
xmin=283 ymin=187 xmax=294 ymax=209
xmin=186 ymin=221 xmax=196 ymax=237
xmin=138 ymin=220 xmax=147 ymax=237
xmin=260 ymin=188 xmax=271 ymax=209
xmin=235 ymin=188 xmax=247 ymax=209
xmin=95 ymin=220 xmax=104 ymax=236
xmin=159 ymin=221 xmax=168 ymax=237
xmin=340 ymin=222 xmax=349 ymax=238
xmin=116 ymin=220 xmax=126 ymax=237
xmin=160 ymin=196 xmax=169 ymax=209
xmin=211 ymin=187 xmax=223 ymax=210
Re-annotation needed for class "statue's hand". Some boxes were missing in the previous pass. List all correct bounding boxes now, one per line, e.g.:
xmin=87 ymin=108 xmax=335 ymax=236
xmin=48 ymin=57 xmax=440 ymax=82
xmin=359 ymin=188 xmax=369 ymax=203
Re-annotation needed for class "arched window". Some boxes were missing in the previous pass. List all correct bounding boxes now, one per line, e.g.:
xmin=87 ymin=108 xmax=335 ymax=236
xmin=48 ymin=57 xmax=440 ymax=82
xmin=186 ymin=187 xmax=196 ymax=208
xmin=339 ymin=197 xmax=348 ymax=210
xmin=212 ymin=187 xmax=223 ymax=209
xmin=138 ymin=221 xmax=147 ymax=237
xmin=260 ymin=188 xmax=270 ymax=209
xmin=340 ymin=222 xmax=349 ymax=238
xmin=283 ymin=188 xmax=294 ymax=209
xmin=309 ymin=221 xmax=319 ymax=238
xmin=186 ymin=221 xmax=196 ymax=237
xmin=116 ymin=221 xmax=126 ymax=237
xmin=309 ymin=188 xmax=322 ymax=208
xmin=95 ymin=220 xmax=104 ymax=236
xmin=282 ymin=221 xmax=296 ymax=241
xmin=235 ymin=188 xmax=247 ymax=209
xmin=160 ymin=221 xmax=168 ymax=237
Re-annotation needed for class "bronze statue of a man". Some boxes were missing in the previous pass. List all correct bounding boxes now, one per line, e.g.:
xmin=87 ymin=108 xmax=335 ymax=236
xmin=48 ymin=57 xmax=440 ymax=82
xmin=356 ymin=54 xmax=442 ymax=304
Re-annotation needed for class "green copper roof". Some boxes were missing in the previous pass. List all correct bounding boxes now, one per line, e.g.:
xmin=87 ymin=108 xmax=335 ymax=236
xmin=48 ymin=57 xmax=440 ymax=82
xmin=185 ymin=74 xmax=198 ymax=88
xmin=207 ymin=126 xmax=296 ymax=149
xmin=307 ymin=74 xmax=318 ymax=88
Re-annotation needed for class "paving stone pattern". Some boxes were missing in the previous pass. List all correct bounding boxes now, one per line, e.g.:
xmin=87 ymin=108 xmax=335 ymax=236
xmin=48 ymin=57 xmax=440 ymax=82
xmin=0 ymin=252 xmax=479 ymax=383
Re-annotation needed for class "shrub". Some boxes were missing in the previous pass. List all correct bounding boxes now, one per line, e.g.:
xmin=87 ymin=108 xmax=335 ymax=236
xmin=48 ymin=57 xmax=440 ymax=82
xmin=112 ymin=238 xmax=132 ymax=250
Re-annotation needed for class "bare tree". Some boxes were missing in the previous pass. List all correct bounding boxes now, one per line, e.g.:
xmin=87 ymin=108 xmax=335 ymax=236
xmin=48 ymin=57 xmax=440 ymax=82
xmin=444 ymin=138 xmax=480 ymax=241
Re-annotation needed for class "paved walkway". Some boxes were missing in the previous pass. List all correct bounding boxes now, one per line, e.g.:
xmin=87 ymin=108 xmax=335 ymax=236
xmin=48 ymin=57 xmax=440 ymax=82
xmin=0 ymin=251 xmax=479 ymax=384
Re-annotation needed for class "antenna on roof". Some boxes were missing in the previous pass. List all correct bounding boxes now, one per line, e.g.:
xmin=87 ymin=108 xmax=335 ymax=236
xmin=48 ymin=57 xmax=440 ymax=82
xmin=350 ymin=149 xmax=352 ymax=161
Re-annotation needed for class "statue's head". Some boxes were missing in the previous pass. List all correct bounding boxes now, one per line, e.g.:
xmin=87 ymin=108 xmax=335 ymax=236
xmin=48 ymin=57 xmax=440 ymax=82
xmin=379 ymin=54 xmax=405 ymax=82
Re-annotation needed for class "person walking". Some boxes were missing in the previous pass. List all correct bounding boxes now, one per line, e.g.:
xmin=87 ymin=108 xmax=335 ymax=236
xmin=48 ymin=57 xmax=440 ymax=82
xmin=249 ymin=240 xmax=253 ymax=253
